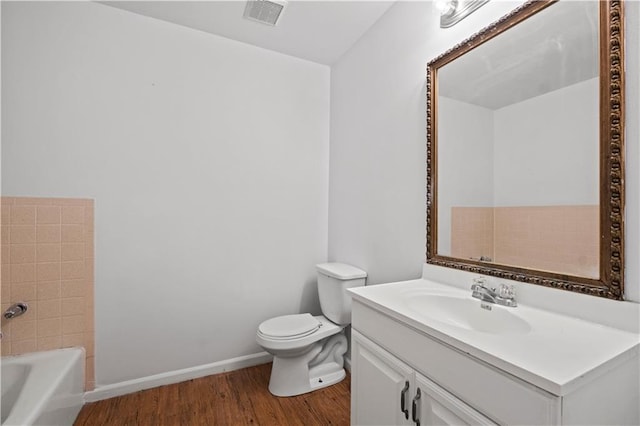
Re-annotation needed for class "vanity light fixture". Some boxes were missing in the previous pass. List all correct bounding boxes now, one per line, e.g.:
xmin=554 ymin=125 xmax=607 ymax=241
xmin=436 ymin=0 xmax=490 ymax=28
xmin=435 ymin=0 xmax=458 ymax=15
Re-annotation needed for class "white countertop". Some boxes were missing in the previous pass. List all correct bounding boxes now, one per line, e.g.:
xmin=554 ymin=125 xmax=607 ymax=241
xmin=349 ymin=279 xmax=640 ymax=396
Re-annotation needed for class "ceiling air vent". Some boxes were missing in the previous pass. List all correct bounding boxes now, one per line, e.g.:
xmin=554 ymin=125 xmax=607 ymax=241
xmin=243 ymin=0 xmax=287 ymax=26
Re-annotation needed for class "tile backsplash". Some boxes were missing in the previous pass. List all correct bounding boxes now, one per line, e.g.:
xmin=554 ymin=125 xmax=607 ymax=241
xmin=1 ymin=197 xmax=95 ymax=390
xmin=451 ymin=205 xmax=598 ymax=278
xmin=451 ymin=207 xmax=494 ymax=262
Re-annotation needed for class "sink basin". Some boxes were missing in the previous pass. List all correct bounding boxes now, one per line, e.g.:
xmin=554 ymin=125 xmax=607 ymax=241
xmin=405 ymin=293 xmax=532 ymax=334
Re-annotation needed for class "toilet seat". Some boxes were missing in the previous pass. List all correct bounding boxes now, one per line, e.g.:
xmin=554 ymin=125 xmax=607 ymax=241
xmin=257 ymin=315 xmax=344 ymax=353
xmin=258 ymin=313 xmax=322 ymax=340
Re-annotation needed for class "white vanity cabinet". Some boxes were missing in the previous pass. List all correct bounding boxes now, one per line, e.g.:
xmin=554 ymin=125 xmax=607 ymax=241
xmin=351 ymin=330 xmax=414 ymax=425
xmin=349 ymin=287 xmax=640 ymax=426
xmin=413 ymin=370 xmax=495 ymax=426
xmin=352 ymin=330 xmax=495 ymax=426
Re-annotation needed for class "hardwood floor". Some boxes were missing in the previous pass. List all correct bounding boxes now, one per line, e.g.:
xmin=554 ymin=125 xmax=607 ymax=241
xmin=75 ymin=363 xmax=351 ymax=426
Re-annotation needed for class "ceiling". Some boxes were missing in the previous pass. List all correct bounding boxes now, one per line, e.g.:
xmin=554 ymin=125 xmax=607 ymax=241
xmin=438 ymin=1 xmax=598 ymax=110
xmin=101 ymin=1 xmax=396 ymax=65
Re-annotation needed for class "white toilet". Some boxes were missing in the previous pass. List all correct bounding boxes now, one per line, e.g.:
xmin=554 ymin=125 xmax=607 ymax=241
xmin=256 ymin=262 xmax=366 ymax=397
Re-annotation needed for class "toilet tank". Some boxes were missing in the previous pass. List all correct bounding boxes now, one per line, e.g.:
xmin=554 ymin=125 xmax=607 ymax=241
xmin=316 ymin=263 xmax=367 ymax=325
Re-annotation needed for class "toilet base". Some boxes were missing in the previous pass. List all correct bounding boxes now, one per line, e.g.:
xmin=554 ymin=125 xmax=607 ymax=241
xmin=268 ymin=360 xmax=347 ymax=397
xmin=268 ymin=333 xmax=348 ymax=397
xmin=308 ymin=363 xmax=346 ymax=392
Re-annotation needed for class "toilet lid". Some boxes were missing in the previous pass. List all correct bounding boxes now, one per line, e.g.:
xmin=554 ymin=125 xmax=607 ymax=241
xmin=258 ymin=314 xmax=322 ymax=339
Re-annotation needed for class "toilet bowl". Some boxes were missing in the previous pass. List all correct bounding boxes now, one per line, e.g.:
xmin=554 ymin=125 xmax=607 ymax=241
xmin=257 ymin=314 xmax=347 ymax=396
xmin=256 ymin=263 xmax=366 ymax=397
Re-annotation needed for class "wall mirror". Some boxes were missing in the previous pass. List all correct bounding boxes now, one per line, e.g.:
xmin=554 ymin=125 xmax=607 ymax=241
xmin=426 ymin=0 xmax=625 ymax=299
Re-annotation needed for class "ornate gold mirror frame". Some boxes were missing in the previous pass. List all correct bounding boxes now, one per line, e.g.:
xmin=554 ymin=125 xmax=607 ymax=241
xmin=426 ymin=0 xmax=625 ymax=300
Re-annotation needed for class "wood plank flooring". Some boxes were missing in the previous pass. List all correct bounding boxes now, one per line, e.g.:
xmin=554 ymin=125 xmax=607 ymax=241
xmin=74 ymin=363 xmax=351 ymax=426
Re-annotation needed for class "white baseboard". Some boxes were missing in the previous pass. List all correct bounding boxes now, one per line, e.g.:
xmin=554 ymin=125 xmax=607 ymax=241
xmin=85 ymin=352 xmax=273 ymax=402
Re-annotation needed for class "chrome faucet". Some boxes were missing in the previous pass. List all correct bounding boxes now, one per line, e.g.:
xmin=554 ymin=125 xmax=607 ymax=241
xmin=471 ymin=278 xmax=517 ymax=307
xmin=4 ymin=302 xmax=28 ymax=319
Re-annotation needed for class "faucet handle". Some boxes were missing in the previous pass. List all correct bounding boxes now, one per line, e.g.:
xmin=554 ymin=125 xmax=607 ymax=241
xmin=472 ymin=276 xmax=486 ymax=286
xmin=3 ymin=302 xmax=28 ymax=319
xmin=498 ymin=283 xmax=515 ymax=299
xmin=471 ymin=276 xmax=487 ymax=291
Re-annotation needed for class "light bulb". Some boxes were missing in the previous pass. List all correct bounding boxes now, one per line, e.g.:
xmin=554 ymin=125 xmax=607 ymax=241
xmin=434 ymin=0 xmax=457 ymax=16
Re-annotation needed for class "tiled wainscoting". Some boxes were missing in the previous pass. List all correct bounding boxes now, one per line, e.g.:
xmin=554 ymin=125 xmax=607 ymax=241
xmin=1 ymin=197 xmax=95 ymax=390
xmin=450 ymin=207 xmax=494 ymax=262
xmin=451 ymin=205 xmax=598 ymax=278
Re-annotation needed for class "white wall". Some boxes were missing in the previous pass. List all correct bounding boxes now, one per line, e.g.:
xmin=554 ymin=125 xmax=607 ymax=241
xmin=494 ymin=78 xmax=599 ymax=206
xmin=437 ymin=96 xmax=494 ymax=255
xmin=438 ymin=79 xmax=597 ymax=254
xmin=329 ymin=0 xmax=640 ymax=303
xmin=1 ymin=2 xmax=330 ymax=385
xmin=329 ymin=0 xmax=524 ymax=285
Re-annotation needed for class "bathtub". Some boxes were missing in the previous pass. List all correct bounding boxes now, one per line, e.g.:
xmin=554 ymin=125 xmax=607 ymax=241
xmin=1 ymin=348 xmax=85 ymax=426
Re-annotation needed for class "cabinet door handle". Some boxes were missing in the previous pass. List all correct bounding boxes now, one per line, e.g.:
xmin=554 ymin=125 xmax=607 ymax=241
xmin=400 ymin=381 xmax=410 ymax=419
xmin=412 ymin=388 xmax=421 ymax=426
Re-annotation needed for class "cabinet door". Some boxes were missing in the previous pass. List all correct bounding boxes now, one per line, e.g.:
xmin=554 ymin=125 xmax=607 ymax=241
xmin=352 ymin=331 xmax=414 ymax=426
xmin=413 ymin=372 xmax=496 ymax=426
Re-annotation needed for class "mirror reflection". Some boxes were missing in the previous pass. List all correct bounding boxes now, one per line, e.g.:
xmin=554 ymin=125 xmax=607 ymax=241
xmin=436 ymin=1 xmax=600 ymax=278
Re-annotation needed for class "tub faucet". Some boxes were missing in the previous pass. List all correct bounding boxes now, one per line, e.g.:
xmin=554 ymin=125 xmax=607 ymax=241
xmin=4 ymin=302 xmax=28 ymax=319
xmin=471 ymin=278 xmax=517 ymax=307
